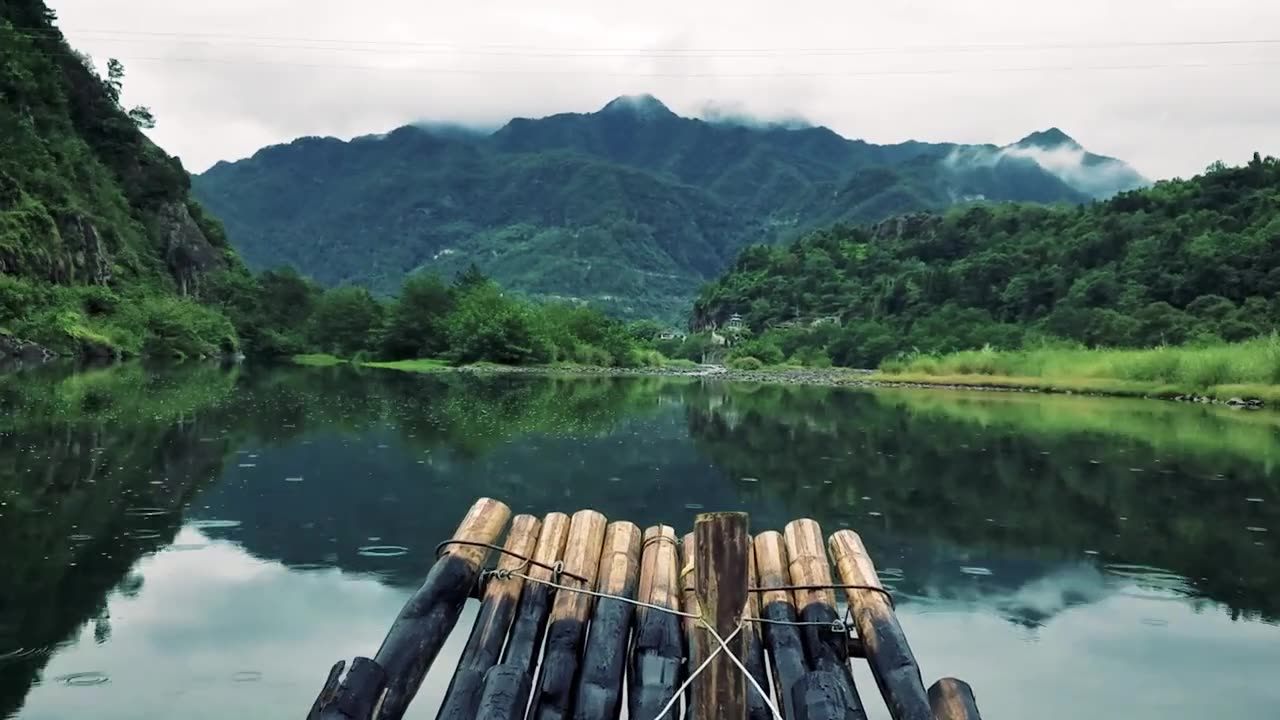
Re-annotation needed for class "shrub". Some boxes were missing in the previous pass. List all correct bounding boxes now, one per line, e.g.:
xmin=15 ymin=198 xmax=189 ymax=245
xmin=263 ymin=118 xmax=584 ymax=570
xmin=730 ymin=356 xmax=764 ymax=371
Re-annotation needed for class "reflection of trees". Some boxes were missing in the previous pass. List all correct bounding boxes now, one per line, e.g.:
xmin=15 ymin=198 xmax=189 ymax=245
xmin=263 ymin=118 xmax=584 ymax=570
xmin=0 ymin=363 xmax=238 ymax=718
xmin=685 ymin=385 xmax=1280 ymax=623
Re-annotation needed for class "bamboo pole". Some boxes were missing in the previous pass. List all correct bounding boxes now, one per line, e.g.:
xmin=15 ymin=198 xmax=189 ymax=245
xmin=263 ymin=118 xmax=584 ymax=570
xmin=829 ymin=530 xmax=931 ymax=720
xmin=928 ymin=678 xmax=983 ymax=720
xmin=435 ymin=514 xmax=542 ymax=720
xmin=792 ymin=671 xmax=864 ymax=720
xmin=475 ymin=512 xmax=571 ymax=720
xmin=692 ymin=512 xmax=749 ymax=720
xmin=783 ymin=519 xmax=866 ymax=720
xmin=307 ymin=658 xmax=387 ymax=720
xmin=341 ymin=497 xmax=512 ymax=720
xmin=754 ymin=531 xmax=807 ymax=720
xmin=528 ymin=509 xmax=609 ymax=720
xmin=572 ymin=521 xmax=642 ymax=719
xmin=743 ymin=539 xmax=773 ymax=720
xmin=629 ymin=525 xmax=684 ymax=720
xmin=680 ymin=531 xmax=701 ymax=681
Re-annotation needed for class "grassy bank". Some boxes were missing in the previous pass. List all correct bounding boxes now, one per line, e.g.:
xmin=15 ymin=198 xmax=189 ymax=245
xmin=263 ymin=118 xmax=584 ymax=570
xmin=290 ymin=354 xmax=701 ymax=375
xmin=873 ymin=336 xmax=1280 ymax=403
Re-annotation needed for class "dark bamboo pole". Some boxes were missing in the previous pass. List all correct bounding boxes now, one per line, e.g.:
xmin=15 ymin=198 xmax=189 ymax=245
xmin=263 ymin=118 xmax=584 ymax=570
xmin=743 ymin=539 xmax=774 ymax=720
xmin=783 ymin=519 xmax=866 ymax=720
xmin=572 ymin=521 xmax=642 ymax=719
xmin=435 ymin=514 xmax=542 ymax=720
xmin=829 ymin=530 xmax=931 ymax=720
xmin=475 ymin=512 xmax=571 ymax=720
xmin=528 ymin=509 xmax=609 ymax=720
xmin=692 ymin=512 xmax=749 ymax=720
xmin=928 ymin=678 xmax=983 ymax=720
xmin=680 ymin=531 xmax=701 ymax=682
xmin=754 ymin=531 xmax=808 ymax=720
xmin=351 ymin=497 xmax=511 ymax=720
xmin=791 ymin=671 xmax=864 ymax=720
xmin=629 ymin=525 xmax=684 ymax=720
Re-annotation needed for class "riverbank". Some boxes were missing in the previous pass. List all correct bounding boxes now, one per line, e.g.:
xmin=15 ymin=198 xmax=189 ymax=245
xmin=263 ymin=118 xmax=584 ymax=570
xmin=874 ymin=338 xmax=1280 ymax=406
xmin=291 ymin=353 xmax=875 ymax=385
xmin=291 ymin=348 xmax=1280 ymax=407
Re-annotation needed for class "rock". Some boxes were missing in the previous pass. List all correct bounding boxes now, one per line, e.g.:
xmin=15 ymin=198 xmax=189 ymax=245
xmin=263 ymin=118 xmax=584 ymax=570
xmin=0 ymin=333 xmax=58 ymax=361
xmin=1227 ymin=397 xmax=1247 ymax=407
xmin=157 ymin=201 xmax=225 ymax=296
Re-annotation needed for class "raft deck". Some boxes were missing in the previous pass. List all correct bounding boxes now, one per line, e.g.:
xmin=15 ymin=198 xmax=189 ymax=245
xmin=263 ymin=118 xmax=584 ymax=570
xmin=307 ymin=498 xmax=983 ymax=720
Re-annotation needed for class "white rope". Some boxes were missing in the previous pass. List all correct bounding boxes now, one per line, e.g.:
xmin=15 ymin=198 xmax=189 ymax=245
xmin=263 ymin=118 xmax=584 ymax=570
xmin=491 ymin=567 xmax=789 ymax=720
xmin=702 ymin=619 xmax=786 ymax=720
xmin=651 ymin=622 xmax=744 ymax=720
xmin=492 ymin=570 xmax=702 ymax=619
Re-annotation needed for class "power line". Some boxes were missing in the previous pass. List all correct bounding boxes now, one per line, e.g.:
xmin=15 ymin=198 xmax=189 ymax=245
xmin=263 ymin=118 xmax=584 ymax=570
xmin=11 ymin=51 xmax=1274 ymax=78
xmin=9 ymin=25 xmax=1280 ymax=58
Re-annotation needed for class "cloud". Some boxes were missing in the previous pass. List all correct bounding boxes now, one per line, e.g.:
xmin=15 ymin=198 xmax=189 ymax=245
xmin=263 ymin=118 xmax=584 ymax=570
xmin=45 ymin=0 xmax=1280 ymax=177
xmin=945 ymin=139 xmax=1148 ymax=198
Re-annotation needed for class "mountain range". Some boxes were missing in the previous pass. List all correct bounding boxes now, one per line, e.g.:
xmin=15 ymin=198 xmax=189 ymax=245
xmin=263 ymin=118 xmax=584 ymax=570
xmin=193 ymin=94 xmax=1147 ymax=319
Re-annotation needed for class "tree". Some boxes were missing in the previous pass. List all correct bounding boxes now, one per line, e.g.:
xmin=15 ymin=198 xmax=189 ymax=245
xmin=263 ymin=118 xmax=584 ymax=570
xmin=127 ymin=106 xmax=155 ymax=129
xmin=447 ymin=283 xmax=549 ymax=365
xmin=105 ymin=58 xmax=123 ymax=103
xmin=309 ymin=286 xmax=383 ymax=356
xmin=381 ymin=273 xmax=454 ymax=359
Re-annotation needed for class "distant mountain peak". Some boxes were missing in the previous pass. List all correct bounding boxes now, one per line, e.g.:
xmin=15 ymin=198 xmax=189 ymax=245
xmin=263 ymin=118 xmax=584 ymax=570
xmin=598 ymin=94 xmax=676 ymax=119
xmin=1016 ymin=128 xmax=1081 ymax=149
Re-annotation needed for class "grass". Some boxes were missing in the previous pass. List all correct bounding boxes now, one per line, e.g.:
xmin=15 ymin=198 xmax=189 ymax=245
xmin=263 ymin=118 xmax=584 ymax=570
xmin=361 ymin=358 xmax=452 ymax=373
xmin=873 ymin=335 xmax=1280 ymax=403
xmin=291 ymin=353 xmax=346 ymax=367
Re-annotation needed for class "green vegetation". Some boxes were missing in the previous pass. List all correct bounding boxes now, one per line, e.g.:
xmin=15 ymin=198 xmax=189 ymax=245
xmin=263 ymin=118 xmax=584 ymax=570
xmin=0 ymin=2 xmax=248 ymax=358
xmin=193 ymin=94 xmax=1139 ymax=320
xmin=697 ymin=156 xmax=1280 ymax=367
xmin=873 ymin=335 xmax=1280 ymax=403
xmin=262 ymin=265 xmax=685 ymax=368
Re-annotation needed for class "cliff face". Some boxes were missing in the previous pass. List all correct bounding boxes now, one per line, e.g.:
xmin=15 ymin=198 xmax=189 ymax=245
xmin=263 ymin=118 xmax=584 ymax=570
xmin=0 ymin=0 xmax=240 ymax=357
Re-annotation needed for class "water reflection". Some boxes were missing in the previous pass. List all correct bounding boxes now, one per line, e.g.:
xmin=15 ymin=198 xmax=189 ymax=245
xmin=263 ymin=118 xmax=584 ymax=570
xmin=2 ymin=364 xmax=1278 ymax=719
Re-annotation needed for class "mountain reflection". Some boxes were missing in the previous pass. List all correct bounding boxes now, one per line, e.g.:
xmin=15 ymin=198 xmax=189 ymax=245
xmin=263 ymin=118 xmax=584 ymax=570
xmin=2 ymin=364 xmax=1277 ymax=718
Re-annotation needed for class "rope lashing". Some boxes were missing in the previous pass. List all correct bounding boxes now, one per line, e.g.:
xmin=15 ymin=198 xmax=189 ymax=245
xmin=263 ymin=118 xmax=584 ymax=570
xmin=434 ymin=539 xmax=589 ymax=585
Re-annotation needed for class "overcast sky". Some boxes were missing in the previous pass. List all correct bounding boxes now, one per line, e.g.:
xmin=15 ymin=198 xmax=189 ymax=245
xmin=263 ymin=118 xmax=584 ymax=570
xmin=48 ymin=0 xmax=1280 ymax=179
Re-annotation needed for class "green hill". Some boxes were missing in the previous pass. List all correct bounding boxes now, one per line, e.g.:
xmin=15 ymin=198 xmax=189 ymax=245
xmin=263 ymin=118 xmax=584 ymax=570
xmin=693 ymin=155 xmax=1280 ymax=367
xmin=193 ymin=94 xmax=1145 ymax=319
xmin=0 ymin=0 xmax=243 ymax=357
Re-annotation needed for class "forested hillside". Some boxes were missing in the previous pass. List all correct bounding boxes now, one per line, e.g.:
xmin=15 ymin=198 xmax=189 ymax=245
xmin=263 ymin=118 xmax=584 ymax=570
xmin=694 ymin=156 xmax=1280 ymax=367
xmin=0 ymin=0 xmax=242 ymax=357
xmin=193 ymin=94 xmax=1145 ymax=319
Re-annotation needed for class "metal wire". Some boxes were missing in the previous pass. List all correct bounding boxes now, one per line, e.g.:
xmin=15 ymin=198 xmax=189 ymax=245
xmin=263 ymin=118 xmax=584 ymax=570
xmin=433 ymin=539 xmax=590 ymax=585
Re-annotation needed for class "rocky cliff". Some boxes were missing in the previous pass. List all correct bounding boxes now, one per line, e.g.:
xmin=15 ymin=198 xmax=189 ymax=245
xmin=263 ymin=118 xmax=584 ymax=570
xmin=0 ymin=0 xmax=240 ymax=357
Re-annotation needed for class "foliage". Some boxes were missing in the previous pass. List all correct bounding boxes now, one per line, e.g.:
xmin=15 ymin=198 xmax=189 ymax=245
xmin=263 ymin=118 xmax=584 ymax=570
xmin=308 ymin=285 xmax=383 ymax=357
xmin=192 ymin=96 xmax=1139 ymax=320
xmin=729 ymin=356 xmax=765 ymax=371
xmin=0 ymin=2 xmax=243 ymax=357
xmin=697 ymin=156 xmax=1280 ymax=365
xmin=875 ymin=334 xmax=1280 ymax=402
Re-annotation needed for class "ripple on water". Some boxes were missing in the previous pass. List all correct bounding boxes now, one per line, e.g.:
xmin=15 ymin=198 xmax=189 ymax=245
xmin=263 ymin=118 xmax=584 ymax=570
xmin=289 ymin=563 xmax=336 ymax=572
xmin=959 ymin=567 xmax=993 ymax=576
xmin=231 ymin=671 xmax=263 ymax=683
xmin=54 ymin=671 xmax=110 ymax=687
xmin=0 ymin=647 xmax=53 ymax=664
xmin=123 ymin=507 xmax=169 ymax=518
xmin=68 ymin=534 xmax=93 ymax=542
xmin=357 ymin=545 xmax=409 ymax=558
xmin=188 ymin=519 xmax=242 ymax=530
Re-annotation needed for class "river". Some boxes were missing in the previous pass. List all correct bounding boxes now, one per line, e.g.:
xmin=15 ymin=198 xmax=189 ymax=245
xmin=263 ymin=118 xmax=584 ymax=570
xmin=1 ymin=362 xmax=1277 ymax=719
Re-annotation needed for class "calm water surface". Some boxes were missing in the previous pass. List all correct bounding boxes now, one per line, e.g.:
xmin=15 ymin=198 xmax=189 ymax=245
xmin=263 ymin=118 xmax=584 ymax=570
xmin=1 ymin=363 xmax=1278 ymax=719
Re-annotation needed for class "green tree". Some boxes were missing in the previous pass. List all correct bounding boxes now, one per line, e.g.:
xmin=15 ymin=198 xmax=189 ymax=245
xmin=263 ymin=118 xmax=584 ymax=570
xmin=446 ymin=283 xmax=549 ymax=365
xmin=381 ymin=273 xmax=454 ymax=359
xmin=309 ymin=286 xmax=383 ymax=356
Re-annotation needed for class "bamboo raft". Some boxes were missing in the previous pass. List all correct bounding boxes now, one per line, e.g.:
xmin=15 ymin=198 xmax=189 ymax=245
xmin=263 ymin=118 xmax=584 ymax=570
xmin=307 ymin=498 xmax=983 ymax=720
